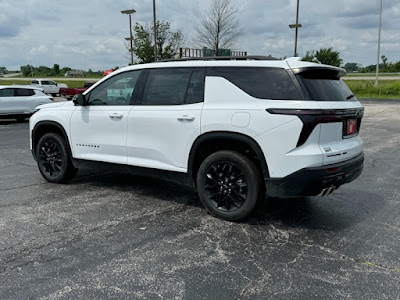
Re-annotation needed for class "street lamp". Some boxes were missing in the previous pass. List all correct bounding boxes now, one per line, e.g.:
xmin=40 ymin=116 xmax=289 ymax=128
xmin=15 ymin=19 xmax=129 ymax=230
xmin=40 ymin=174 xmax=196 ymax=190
xmin=289 ymin=0 xmax=302 ymax=57
xmin=375 ymin=0 xmax=383 ymax=87
xmin=121 ymin=9 xmax=136 ymax=65
xmin=153 ymin=0 xmax=157 ymax=61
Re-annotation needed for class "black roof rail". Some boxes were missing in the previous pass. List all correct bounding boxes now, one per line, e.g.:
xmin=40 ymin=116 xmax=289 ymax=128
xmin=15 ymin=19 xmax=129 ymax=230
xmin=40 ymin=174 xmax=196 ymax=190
xmin=157 ymin=55 xmax=278 ymax=62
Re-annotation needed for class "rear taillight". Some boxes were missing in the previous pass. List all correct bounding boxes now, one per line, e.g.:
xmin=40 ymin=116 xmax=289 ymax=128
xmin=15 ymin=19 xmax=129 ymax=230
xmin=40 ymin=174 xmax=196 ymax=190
xmin=346 ymin=119 xmax=357 ymax=136
xmin=266 ymin=108 xmax=364 ymax=146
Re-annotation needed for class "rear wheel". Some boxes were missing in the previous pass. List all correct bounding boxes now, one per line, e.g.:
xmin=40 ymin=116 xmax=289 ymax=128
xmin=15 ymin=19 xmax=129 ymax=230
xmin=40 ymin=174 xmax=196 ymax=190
xmin=196 ymin=150 xmax=264 ymax=221
xmin=36 ymin=133 xmax=78 ymax=183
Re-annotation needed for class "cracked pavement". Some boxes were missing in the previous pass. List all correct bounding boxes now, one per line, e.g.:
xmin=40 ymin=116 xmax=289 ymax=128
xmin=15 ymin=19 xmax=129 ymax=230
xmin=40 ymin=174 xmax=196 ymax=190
xmin=0 ymin=101 xmax=399 ymax=299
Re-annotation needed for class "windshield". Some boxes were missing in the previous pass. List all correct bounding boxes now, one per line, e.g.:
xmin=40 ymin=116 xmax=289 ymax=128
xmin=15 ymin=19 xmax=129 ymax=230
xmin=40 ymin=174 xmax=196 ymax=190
xmin=297 ymin=69 xmax=355 ymax=101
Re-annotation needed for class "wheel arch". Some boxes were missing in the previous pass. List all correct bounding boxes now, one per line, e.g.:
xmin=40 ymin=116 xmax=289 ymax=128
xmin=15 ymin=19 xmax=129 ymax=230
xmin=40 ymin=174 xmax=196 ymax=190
xmin=188 ymin=131 xmax=270 ymax=182
xmin=32 ymin=121 xmax=72 ymax=160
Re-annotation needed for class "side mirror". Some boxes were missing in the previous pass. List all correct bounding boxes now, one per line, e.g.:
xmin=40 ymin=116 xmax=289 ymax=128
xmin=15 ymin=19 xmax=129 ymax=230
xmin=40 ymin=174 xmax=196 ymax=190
xmin=73 ymin=93 xmax=86 ymax=106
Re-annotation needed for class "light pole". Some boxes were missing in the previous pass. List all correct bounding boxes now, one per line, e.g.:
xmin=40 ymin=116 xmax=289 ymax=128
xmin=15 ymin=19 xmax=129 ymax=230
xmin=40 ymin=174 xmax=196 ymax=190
xmin=121 ymin=9 xmax=136 ymax=65
xmin=153 ymin=0 xmax=157 ymax=61
xmin=289 ymin=0 xmax=302 ymax=57
xmin=82 ymin=52 xmax=86 ymax=72
xmin=375 ymin=0 xmax=383 ymax=87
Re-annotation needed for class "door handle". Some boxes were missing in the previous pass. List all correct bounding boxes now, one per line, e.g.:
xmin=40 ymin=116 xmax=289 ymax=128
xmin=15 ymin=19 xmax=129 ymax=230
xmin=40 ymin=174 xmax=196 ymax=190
xmin=109 ymin=113 xmax=123 ymax=119
xmin=177 ymin=115 xmax=195 ymax=122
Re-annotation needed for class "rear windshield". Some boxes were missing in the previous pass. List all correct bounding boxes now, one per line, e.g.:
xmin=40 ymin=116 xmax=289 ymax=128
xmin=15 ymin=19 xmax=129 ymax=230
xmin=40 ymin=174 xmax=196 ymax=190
xmin=297 ymin=69 xmax=355 ymax=101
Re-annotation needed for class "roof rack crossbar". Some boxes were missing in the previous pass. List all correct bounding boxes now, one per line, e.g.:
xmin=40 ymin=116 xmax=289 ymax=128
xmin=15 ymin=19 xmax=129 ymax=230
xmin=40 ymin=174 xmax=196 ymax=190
xmin=157 ymin=55 xmax=278 ymax=62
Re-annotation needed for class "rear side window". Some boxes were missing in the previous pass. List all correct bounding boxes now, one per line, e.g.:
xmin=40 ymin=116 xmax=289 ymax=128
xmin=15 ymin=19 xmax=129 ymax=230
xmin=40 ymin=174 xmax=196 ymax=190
xmin=0 ymin=88 xmax=14 ymax=97
xmin=15 ymin=88 xmax=35 ymax=96
xmin=297 ymin=69 xmax=354 ymax=101
xmin=142 ymin=68 xmax=192 ymax=105
xmin=207 ymin=67 xmax=301 ymax=100
xmin=41 ymin=81 xmax=50 ymax=85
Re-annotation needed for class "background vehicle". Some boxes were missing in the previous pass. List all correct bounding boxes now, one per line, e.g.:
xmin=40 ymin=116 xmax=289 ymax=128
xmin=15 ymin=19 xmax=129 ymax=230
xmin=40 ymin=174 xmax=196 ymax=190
xmin=60 ymin=82 xmax=95 ymax=100
xmin=0 ymin=85 xmax=53 ymax=121
xmin=30 ymin=57 xmax=364 ymax=221
xmin=30 ymin=79 xmax=68 ymax=96
xmin=103 ymin=69 xmax=114 ymax=76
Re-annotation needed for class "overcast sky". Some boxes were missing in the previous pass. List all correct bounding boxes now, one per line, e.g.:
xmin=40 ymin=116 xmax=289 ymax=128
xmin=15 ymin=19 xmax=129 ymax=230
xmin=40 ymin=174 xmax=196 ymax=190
xmin=0 ymin=0 xmax=399 ymax=71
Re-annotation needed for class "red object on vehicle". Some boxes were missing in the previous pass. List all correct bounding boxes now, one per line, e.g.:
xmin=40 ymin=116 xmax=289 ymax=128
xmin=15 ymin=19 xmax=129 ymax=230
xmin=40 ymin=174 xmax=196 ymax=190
xmin=103 ymin=69 xmax=114 ymax=76
xmin=59 ymin=82 xmax=95 ymax=100
xmin=346 ymin=119 xmax=357 ymax=135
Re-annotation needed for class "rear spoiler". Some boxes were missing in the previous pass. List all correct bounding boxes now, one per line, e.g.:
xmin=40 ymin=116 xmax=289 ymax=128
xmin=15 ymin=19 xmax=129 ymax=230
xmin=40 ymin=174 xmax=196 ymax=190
xmin=291 ymin=66 xmax=347 ymax=79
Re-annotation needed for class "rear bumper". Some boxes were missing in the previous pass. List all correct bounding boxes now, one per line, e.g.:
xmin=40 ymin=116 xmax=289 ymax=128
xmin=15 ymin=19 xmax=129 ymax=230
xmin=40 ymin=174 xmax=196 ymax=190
xmin=265 ymin=152 xmax=364 ymax=197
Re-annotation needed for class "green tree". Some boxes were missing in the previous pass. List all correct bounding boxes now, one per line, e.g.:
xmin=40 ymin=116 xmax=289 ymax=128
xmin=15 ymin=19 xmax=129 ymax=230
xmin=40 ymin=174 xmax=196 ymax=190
xmin=131 ymin=20 xmax=184 ymax=63
xmin=53 ymin=64 xmax=60 ymax=75
xmin=344 ymin=62 xmax=359 ymax=72
xmin=0 ymin=66 xmax=6 ymax=74
xmin=381 ymin=55 xmax=388 ymax=69
xmin=21 ymin=65 xmax=34 ymax=77
xmin=314 ymin=48 xmax=342 ymax=67
xmin=302 ymin=48 xmax=342 ymax=67
xmin=302 ymin=51 xmax=317 ymax=63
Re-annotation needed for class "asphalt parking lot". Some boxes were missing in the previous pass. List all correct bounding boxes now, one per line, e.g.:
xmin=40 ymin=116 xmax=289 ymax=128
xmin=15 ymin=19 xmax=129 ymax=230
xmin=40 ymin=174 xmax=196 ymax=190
xmin=0 ymin=101 xmax=399 ymax=299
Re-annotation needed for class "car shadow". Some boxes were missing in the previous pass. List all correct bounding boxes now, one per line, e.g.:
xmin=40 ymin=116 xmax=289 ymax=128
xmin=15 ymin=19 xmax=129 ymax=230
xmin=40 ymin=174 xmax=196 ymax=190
xmin=70 ymin=168 xmax=382 ymax=232
xmin=0 ymin=119 xmax=29 ymax=125
xmin=71 ymin=168 xmax=201 ymax=208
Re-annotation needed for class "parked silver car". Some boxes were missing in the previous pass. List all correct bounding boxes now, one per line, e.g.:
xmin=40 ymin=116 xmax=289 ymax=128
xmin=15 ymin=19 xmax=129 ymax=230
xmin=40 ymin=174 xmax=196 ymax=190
xmin=0 ymin=85 xmax=53 ymax=121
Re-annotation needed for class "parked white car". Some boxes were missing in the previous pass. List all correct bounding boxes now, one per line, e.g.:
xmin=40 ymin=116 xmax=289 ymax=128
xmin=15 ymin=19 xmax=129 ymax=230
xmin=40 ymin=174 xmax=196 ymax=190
xmin=0 ymin=85 xmax=53 ymax=121
xmin=30 ymin=79 xmax=68 ymax=96
xmin=30 ymin=56 xmax=364 ymax=221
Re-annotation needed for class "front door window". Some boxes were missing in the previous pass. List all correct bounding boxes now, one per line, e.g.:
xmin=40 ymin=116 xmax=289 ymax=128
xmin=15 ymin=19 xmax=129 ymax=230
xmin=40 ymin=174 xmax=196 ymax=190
xmin=87 ymin=70 xmax=141 ymax=106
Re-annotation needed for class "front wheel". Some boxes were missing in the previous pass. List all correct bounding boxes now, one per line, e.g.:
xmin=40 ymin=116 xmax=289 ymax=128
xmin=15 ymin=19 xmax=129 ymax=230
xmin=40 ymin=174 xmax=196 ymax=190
xmin=36 ymin=133 xmax=78 ymax=183
xmin=196 ymin=150 xmax=264 ymax=221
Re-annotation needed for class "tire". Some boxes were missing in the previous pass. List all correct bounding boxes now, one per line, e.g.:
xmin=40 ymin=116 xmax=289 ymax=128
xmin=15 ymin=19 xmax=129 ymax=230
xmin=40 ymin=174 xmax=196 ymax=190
xmin=52 ymin=93 xmax=57 ymax=97
xmin=196 ymin=150 xmax=264 ymax=221
xmin=36 ymin=133 xmax=78 ymax=183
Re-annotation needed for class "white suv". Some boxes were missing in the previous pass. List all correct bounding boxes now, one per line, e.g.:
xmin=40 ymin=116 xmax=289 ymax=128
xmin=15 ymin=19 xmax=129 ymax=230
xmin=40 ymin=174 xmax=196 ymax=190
xmin=0 ymin=85 xmax=53 ymax=121
xmin=29 ymin=57 xmax=364 ymax=221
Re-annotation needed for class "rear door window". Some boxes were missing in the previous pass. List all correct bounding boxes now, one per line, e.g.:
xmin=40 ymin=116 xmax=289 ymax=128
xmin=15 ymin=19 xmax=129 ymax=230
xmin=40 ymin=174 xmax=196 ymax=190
xmin=207 ymin=67 xmax=301 ymax=100
xmin=141 ymin=68 xmax=193 ymax=105
xmin=297 ymin=69 xmax=355 ymax=101
xmin=15 ymin=89 xmax=35 ymax=96
xmin=186 ymin=68 xmax=205 ymax=104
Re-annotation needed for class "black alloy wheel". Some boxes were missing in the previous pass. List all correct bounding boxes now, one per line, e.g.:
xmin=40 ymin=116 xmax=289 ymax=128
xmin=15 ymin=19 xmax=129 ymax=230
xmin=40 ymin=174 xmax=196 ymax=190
xmin=197 ymin=150 xmax=264 ymax=221
xmin=36 ymin=133 xmax=78 ymax=183
xmin=204 ymin=161 xmax=248 ymax=212
xmin=39 ymin=139 xmax=63 ymax=179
